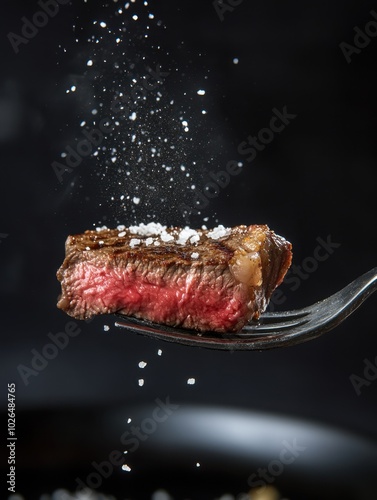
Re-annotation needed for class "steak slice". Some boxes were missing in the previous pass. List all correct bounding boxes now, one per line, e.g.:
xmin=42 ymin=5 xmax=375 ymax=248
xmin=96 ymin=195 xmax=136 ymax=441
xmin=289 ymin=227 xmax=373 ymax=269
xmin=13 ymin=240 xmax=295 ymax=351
xmin=56 ymin=223 xmax=292 ymax=333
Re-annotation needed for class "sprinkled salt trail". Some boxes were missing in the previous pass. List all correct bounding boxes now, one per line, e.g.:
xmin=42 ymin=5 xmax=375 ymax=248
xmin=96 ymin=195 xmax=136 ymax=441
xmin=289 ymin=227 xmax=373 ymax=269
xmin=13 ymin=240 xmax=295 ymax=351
xmin=138 ymin=379 xmax=144 ymax=386
xmin=138 ymin=361 xmax=147 ymax=368
xmin=122 ymin=464 xmax=131 ymax=472
xmin=187 ymin=378 xmax=196 ymax=385
xmin=103 ymin=325 xmax=110 ymax=331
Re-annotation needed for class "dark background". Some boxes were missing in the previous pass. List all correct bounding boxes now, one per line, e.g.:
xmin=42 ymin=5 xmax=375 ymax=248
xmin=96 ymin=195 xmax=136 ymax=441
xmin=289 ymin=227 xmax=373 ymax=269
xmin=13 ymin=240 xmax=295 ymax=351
xmin=1 ymin=0 xmax=377 ymax=498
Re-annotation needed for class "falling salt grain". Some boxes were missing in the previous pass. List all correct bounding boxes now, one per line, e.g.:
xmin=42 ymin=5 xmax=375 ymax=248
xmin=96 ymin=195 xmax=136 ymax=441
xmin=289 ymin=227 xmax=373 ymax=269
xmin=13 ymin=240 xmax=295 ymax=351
xmin=138 ymin=361 xmax=147 ymax=368
xmin=157 ymin=349 xmax=162 ymax=356
xmin=100 ymin=21 xmax=107 ymax=28
xmin=87 ymin=59 xmax=93 ymax=66
xmin=233 ymin=57 xmax=239 ymax=64
xmin=70 ymin=85 xmax=76 ymax=92
xmin=103 ymin=325 xmax=110 ymax=331
xmin=122 ymin=464 xmax=131 ymax=472
xmin=197 ymin=89 xmax=205 ymax=95
xmin=138 ymin=379 xmax=144 ymax=386
xmin=132 ymin=14 xmax=138 ymax=20
xmin=127 ymin=417 xmax=132 ymax=423
xmin=133 ymin=196 xmax=140 ymax=205
xmin=196 ymin=462 xmax=200 ymax=467
xmin=187 ymin=378 xmax=196 ymax=385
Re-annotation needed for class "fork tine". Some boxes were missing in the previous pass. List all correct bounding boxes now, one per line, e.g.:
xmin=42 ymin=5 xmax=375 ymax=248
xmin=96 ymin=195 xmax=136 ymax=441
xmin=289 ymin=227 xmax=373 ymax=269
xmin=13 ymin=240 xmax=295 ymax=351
xmin=243 ymin=314 xmax=310 ymax=333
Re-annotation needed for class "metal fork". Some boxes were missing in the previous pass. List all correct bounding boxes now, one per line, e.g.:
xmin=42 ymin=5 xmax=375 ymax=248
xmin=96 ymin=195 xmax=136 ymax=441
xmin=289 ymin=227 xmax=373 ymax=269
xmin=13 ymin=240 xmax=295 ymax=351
xmin=115 ymin=267 xmax=377 ymax=350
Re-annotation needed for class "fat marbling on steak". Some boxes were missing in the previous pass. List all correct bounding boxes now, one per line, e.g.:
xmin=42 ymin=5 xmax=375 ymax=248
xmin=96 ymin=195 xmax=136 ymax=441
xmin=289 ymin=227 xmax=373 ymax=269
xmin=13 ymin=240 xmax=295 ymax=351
xmin=56 ymin=223 xmax=292 ymax=333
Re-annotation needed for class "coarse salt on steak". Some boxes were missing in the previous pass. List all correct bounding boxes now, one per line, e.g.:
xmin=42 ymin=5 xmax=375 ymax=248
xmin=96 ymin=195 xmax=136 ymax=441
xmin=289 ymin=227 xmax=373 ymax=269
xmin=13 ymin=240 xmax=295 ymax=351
xmin=56 ymin=224 xmax=292 ymax=333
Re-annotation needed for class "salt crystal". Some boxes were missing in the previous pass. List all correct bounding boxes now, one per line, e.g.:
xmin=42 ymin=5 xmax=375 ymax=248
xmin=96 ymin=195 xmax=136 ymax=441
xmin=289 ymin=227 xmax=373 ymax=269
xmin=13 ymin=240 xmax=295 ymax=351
xmin=187 ymin=378 xmax=196 ymax=385
xmin=233 ymin=57 xmax=239 ymax=64
xmin=207 ymin=225 xmax=230 ymax=240
xmin=191 ymin=252 xmax=199 ymax=259
xmin=133 ymin=196 xmax=140 ymax=205
xmin=157 ymin=349 xmax=162 ymax=356
xmin=196 ymin=462 xmax=200 ymax=467
xmin=103 ymin=325 xmax=110 ymax=331
xmin=118 ymin=231 xmax=126 ymax=237
xmin=177 ymin=228 xmax=199 ymax=245
xmin=197 ymin=89 xmax=205 ymax=95
xmin=190 ymin=234 xmax=200 ymax=244
xmin=87 ymin=59 xmax=93 ymax=66
xmin=145 ymin=237 xmax=153 ymax=246
xmin=70 ymin=85 xmax=76 ymax=92
xmin=138 ymin=379 xmax=144 ymax=386
xmin=85 ymin=246 xmax=90 ymax=251
xmin=138 ymin=361 xmax=147 ymax=368
xmin=122 ymin=464 xmax=131 ymax=471
xmin=130 ymin=238 xmax=141 ymax=247
xmin=117 ymin=224 xmax=126 ymax=230
xmin=160 ymin=232 xmax=174 ymax=243
xmin=127 ymin=417 xmax=132 ymax=423
xmin=100 ymin=21 xmax=107 ymax=28
xmin=132 ymin=14 xmax=138 ymax=20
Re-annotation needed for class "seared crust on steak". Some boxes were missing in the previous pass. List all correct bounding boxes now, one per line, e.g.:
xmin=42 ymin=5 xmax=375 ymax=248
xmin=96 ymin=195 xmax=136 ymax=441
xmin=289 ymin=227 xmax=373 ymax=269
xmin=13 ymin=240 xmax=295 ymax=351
xmin=56 ymin=224 xmax=292 ymax=332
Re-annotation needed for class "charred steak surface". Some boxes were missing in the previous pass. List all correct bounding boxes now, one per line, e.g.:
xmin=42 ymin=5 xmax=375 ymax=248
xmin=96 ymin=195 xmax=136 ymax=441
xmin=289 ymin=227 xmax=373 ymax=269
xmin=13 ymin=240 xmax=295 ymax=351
xmin=56 ymin=224 xmax=292 ymax=333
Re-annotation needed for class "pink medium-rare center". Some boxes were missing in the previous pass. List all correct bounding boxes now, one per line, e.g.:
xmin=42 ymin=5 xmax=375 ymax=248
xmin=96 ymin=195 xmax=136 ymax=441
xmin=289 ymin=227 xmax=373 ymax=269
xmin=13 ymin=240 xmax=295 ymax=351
xmin=59 ymin=256 xmax=255 ymax=332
